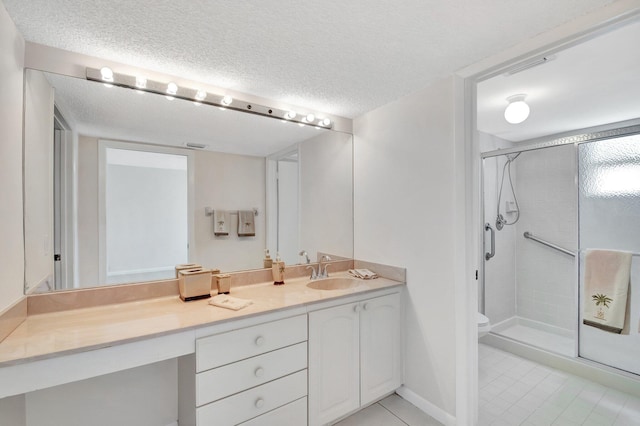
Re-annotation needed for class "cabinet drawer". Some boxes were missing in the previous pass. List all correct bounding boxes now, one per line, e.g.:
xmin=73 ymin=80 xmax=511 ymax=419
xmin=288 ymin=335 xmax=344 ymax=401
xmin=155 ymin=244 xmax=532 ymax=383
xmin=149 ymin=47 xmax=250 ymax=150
xmin=197 ymin=370 xmax=307 ymax=426
xmin=196 ymin=314 xmax=307 ymax=373
xmin=238 ymin=397 xmax=307 ymax=426
xmin=197 ymin=342 xmax=307 ymax=406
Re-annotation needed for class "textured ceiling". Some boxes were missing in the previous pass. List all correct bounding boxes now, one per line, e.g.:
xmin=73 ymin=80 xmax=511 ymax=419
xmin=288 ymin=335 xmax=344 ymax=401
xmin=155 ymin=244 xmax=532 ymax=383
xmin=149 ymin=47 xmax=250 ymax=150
xmin=3 ymin=0 xmax=615 ymax=118
xmin=477 ymin=18 xmax=640 ymax=142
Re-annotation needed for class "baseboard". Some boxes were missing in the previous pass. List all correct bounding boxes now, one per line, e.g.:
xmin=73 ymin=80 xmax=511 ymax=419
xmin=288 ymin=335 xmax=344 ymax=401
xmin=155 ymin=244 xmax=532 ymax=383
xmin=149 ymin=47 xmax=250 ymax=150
xmin=396 ymin=386 xmax=456 ymax=426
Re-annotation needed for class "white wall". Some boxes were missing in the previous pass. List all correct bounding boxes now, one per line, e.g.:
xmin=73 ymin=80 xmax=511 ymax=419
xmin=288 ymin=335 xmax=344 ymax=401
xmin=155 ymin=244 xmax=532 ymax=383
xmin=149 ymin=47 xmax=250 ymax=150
xmin=354 ymin=76 xmax=458 ymax=418
xmin=515 ymin=144 xmax=577 ymax=331
xmin=25 ymin=360 xmax=177 ymax=426
xmin=192 ymin=149 xmax=265 ymax=272
xmin=0 ymin=394 xmax=25 ymax=426
xmin=299 ymin=131 xmax=353 ymax=261
xmin=0 ymin=2 xmax=26 ymax=312
xmin=276 ymin=159 xmax=299 ymax=265
xmin=77 ymin=135 xmax=100 ymax=286
xmin=23 ymin=70 xmax=55 ymax=293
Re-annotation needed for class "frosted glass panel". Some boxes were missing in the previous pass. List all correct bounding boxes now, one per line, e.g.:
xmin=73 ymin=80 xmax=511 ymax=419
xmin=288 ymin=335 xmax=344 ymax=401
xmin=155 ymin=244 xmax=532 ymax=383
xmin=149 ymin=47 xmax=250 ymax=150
xmin=578 ymin=134 xmax=640 ymax=375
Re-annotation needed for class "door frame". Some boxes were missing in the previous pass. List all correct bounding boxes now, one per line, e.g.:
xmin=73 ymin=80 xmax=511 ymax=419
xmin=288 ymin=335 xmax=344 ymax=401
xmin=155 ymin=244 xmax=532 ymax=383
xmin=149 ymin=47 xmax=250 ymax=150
xmin=455 ymin=4 xmax=640 ymax=424
xmin=97 ymin=139 xmax=195 ymax=284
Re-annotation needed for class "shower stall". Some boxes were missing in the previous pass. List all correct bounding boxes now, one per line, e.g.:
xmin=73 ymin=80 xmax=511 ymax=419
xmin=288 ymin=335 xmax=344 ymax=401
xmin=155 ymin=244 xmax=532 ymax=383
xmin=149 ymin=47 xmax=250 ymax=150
xmin=481 ymin=126 xmax=640 ymax=376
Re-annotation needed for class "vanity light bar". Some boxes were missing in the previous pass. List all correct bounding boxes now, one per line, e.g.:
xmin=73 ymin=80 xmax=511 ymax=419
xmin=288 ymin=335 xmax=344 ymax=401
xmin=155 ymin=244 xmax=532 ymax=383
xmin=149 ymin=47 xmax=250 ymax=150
xmin=86 ymin=67 xmax=333 ymax=129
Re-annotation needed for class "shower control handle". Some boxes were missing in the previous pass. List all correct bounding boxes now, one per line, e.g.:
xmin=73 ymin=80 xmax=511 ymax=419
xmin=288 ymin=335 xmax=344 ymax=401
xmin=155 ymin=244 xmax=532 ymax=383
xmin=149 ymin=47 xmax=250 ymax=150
xmin=485 ymin=223 xmax=495 ymax=261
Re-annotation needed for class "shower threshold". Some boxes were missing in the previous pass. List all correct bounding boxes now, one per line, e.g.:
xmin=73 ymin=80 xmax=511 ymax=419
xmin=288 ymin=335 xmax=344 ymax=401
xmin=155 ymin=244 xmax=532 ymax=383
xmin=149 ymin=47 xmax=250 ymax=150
xmin=489 ymin=316 xmax=575 ymax=357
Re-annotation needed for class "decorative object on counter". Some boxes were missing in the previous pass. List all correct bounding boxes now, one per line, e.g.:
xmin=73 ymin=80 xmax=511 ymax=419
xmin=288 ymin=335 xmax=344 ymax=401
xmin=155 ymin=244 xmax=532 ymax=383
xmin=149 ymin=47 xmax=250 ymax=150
xmin=272 ymin=252 xmax=285 ymax=285
xmin=178 ymin=268 xmax=212 ymax=301
xmin=175 ymin=263 xmax=202 ymax=278
xmin=348 ymin=269 xmax=379 ymax=280
xmin=209 ymin=294 xmax=253 ymax=311
xmin=215 ymin=273 xmax=231 ymax=294
xmin=237 ymin=210 xmax=256 ymax=236
xmin=213 ymin=210 xmax=230 ymax=236
xmin=263 ymin=249 xmax=273 ymax=268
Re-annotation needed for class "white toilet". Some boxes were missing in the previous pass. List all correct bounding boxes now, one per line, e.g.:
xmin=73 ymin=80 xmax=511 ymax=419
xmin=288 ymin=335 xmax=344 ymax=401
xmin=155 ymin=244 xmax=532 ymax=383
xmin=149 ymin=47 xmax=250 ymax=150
xmin=477 ymin=312 xmax=491 ymax=338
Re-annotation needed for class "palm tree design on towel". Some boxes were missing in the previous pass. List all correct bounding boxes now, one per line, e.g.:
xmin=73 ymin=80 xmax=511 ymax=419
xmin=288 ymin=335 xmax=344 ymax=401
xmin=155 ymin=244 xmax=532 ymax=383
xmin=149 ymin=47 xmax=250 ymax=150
xmin=592 ymin=293 xmax=613 ymax=320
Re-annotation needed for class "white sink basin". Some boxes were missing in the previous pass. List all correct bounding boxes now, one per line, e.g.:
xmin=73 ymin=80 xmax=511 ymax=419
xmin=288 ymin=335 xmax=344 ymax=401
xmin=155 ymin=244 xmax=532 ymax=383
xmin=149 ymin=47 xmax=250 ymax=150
xmin=306 ymin=277 xmax=362 ymax=290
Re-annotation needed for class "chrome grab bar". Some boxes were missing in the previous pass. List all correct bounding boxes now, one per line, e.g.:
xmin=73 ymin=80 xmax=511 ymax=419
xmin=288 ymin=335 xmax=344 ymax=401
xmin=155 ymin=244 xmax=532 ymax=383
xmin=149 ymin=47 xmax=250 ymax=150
xmin=523 ymin=232 xmax=575 ymax=257
xmin=485 ymin=223 xmax=495 ymax=261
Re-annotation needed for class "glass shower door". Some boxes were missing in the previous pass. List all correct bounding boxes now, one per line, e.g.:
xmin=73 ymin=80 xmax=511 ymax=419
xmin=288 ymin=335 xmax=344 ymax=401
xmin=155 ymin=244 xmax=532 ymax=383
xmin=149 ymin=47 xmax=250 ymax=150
xmin=578 ymin=134 xmax=640 ymax=375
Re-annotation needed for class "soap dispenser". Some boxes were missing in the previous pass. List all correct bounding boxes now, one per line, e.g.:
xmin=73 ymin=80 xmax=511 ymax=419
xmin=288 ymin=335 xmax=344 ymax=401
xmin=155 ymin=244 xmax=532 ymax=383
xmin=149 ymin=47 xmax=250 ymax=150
xmin=263 ymin=249 xmax=273 ymax=269
xmin=272 ymin=252 xmax=285 ymax=285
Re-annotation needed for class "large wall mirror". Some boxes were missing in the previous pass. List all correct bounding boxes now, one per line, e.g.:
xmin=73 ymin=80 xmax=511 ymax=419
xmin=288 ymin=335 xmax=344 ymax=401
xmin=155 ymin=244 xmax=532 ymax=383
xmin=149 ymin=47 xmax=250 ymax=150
xmin=23 ymin=69 xmax=353 ymax=294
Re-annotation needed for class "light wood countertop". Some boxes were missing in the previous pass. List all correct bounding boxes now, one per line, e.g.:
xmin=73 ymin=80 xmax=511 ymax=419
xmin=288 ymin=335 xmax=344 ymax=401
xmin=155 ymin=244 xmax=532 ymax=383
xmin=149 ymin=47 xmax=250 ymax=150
xmin=0 ymin=272 xmax=403 ymax=367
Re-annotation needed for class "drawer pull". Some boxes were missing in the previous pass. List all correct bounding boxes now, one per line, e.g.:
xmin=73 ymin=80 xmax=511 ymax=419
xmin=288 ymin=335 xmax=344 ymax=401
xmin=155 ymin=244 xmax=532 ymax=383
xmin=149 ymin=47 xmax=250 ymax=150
xmin=363 ymin=303 xmax=369 ymax=311
xmin=255 ymin=398 xmax=264 ymax=408
xmin=254 ymin=367 xmax=264 ymax=377
xmin=353 ymin=304 xmax=361 ymax=313
xmin=255 ymin=336 xmax=265 ymax=346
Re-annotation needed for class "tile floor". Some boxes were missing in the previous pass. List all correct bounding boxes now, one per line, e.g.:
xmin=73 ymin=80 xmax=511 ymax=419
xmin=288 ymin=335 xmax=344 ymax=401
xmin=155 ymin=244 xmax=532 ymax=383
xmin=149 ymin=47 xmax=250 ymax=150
xmin=333 ymin=344 xmax=640 ymax=425
xmin=479 ymin=343 xmax=640 ymax=425
xmin=335 ymin=393 xmax=443 ymax=426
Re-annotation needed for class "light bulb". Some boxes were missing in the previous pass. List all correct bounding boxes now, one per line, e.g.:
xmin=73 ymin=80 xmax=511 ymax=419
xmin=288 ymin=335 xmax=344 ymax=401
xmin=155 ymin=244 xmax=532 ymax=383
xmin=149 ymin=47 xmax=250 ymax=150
xmin=100 ymin=67 xmax=114 ymax=82
xmin=166 ymin=82 xmax=178 ymax=95
xmin=284 ymin=111 xmax=296 ymax=120
xmin=135 ymin=76 xmax=147 ymax=89
xmin=165 ymin=82 xmax=178 ymax=100
xmin=195 ymin=90 xmax=207 ymax=101
xmin=305 ymin=113 xmax=315 ymax=123
xmin=320 ymin=118 xmax=331 ymax=126
xmin=221 ymin=96 xmax=233 ymax=106
xmin=504 ymin=94 xmax=530 ymax=124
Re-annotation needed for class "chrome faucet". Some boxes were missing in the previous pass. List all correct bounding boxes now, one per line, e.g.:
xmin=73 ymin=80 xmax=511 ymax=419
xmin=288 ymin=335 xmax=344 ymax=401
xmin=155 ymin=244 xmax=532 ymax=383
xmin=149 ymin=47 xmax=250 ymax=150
xmin=306 ymin=264 xmax=318 ymax=280
xmin=318 ymin=255 xmax=332 ymax=279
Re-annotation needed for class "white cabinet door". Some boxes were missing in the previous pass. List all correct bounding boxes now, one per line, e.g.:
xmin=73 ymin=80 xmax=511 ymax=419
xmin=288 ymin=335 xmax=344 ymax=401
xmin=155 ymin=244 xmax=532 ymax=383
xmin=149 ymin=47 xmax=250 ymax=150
xmin=308 ymin=302 xmax=360 ymax=426
xmin=360 ymin=293 xmax=402 ymax=405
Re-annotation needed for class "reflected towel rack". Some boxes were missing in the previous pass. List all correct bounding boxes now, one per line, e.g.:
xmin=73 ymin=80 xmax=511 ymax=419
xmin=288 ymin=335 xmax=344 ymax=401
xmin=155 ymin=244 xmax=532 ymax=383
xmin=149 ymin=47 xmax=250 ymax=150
xmin=204 ymin=207 xmax=258 ymax=217
xmin=523 ymin=232 xmax=575 ymax=257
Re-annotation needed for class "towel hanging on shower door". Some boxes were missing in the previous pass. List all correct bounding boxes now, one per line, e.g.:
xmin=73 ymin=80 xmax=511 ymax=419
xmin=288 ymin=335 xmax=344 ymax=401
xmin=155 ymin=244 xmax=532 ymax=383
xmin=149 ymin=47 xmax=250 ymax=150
xmin=583 ymin=249 xmax=632 ymax=334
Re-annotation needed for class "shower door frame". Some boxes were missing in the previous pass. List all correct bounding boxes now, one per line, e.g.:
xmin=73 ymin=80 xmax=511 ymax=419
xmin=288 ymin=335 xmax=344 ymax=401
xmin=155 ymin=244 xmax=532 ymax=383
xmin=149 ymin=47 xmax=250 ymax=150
xmin=480 ymin=121 xmax=640 ymax=361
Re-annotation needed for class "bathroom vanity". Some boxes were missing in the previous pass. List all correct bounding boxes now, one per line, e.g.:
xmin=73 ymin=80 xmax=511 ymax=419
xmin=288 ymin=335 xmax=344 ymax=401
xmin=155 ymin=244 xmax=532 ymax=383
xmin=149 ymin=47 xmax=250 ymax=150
xmin=0 ymin=269 xmax=404 ymax=425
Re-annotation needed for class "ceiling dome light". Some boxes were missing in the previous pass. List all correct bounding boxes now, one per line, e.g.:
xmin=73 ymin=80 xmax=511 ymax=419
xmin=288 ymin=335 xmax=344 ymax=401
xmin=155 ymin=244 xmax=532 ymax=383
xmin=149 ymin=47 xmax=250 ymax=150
xmin=504 ymin=94 xmax=530 ymax=124
xmin=221 ymin=96 xmax=233 ymax=106
xmin=284 ymin=111 xmax=296 ymax=120
xmin=195 ymin=90 xmax=207 ymax=101
xmin=100 ymin=67 xmax=114 ymax=82
xmin=135 ymin=76 xmax=147 ymax=89
xmin=305 ymin=114 xmax=315 ymax=123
